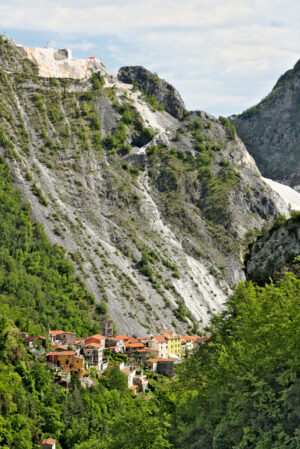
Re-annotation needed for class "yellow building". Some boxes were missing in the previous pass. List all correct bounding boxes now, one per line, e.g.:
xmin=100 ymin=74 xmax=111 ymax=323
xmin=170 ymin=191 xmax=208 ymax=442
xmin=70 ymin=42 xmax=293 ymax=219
xmin=47 ymin=351 xmax=84 ymax=376
xmin=161 ymin=330 xmax=182 ymax=357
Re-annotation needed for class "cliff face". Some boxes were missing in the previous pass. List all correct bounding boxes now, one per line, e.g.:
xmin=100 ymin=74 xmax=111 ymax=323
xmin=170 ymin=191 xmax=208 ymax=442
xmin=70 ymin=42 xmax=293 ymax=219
xmin=0 ymin=37 xmax=288 ymax=334
xmin=232 ymin=59 xmax=300 ymax=191
xmin=246 ymin=214 xmax=300 ymax=284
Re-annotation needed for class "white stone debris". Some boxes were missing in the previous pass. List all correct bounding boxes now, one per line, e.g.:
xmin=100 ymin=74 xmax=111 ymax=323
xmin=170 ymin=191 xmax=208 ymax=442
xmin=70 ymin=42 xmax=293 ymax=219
xmin=263 ymin=178 xmax=300 ymax=212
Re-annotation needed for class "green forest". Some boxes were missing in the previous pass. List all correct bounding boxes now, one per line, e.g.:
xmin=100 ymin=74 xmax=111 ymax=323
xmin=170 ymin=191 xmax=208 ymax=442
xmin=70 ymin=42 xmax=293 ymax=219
xmin=0 ymin=155 xmax=299 ymax=448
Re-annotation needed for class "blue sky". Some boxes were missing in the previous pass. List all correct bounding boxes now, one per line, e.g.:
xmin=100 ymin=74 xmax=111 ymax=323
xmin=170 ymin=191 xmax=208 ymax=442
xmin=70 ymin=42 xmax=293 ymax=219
xmin=0 ymin=0 xmax=299 ymax=116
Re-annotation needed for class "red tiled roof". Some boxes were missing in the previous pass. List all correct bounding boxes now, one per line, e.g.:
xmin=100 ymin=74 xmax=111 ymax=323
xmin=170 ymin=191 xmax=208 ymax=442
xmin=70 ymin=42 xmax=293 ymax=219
xmin=127 ymin=337 xmax=139 ymax=343
xmin=153 ymin=335 xmax=167 ymax=342
xmin=129 ymin=385 xmax=138 ymax=390
xmin=84 ymin=342 xmax=103 ymax=348
xmin=89 ymin=334 xmax=106 ymax=339
xmin=147 ymin=358 xmax=174 ymax=363
xmin=124 ymin=342 xmax=145 ymax=348
xmin=51 ymin=344 xmax=67 ymax=350
xmin=26 ymin=335 xmax=46 ymax=340
xmin=116 ymin=335 xmax=129 ymax=340
xmin=47 ymin=351 xmax=75 ymax=356
xmin=136 ymin=349 xmax=148 ymax=353
xmin=85 ymin=336 xmax=105 ymax=345
xmin=41 ymin=438 xmax=56 ymax=445
xmin=161 ymin=330 xmax=173 ymax=336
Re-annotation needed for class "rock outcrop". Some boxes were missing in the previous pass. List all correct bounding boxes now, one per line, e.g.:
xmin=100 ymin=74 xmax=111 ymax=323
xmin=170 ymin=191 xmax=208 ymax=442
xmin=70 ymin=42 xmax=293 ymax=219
xmin=232 ymin=59 xmax=300 ymax=191
xmin=246 ymin=215 xmax=300 ymax=284
xmin=117 ymin=66 xmax=186 ymax=119
xmin=19 ymin=45 xmax=106 ymax=79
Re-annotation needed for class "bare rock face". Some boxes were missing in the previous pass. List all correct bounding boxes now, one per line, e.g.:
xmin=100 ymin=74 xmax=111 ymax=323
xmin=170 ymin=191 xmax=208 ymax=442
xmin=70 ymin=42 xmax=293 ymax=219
xmin=54 ymin=49 xmax=72 ymax=60
xmin=18 ymin=44 xmax=106 ymax=79
xmin=117 ymin=66 xmax=186 ymax=119
xmin=246 ymin=216 xmax=300 ymax=284
xmin=232 ymin=58 xmax=300 ymax=190
xmin=0 ymin=37 xmax=289 ymax=335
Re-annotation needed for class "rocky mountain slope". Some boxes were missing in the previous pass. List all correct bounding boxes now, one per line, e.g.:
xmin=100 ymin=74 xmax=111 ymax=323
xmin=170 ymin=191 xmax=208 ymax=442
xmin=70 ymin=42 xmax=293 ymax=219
xmin=246 ymin=213 xmax=300 ymax=284
xmin=232 ymin=59 xmax=300 ymax=191
xmin=0 ymin=37 xmax=288 ymax=334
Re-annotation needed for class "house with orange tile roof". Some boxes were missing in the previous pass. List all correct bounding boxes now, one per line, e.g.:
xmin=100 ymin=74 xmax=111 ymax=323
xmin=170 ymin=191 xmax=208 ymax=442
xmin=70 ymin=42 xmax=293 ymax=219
xmin=51 ymin=343 xmax=68 ymax=351
xmin=49 ymin=330 xmax=75 ymax=347
xmin=47 ymin=351 xmax=84 ymax=377
xmin=137 ymin=336 xmax=151 ymax=344
xmin=148 ymin=335 xmax=169 ymax=358
xmin=41 ymin=438 xmax=56 ymax=449
xmin=147 ymin=358 xmax=174 ymax=377
xmin=124 ymin=342 xmax=145 ymax=355
xmin=84 ymin=334 xmax=106 ymax=347
xmin=181 ymin=335 xmax=202 ymax=353
xmin=116 ymin=335 xmax=129 ymax=341
xmin=127 ymin=336 xmax=139 ymax=343
xmin=83 ymin=341 xmax=104 ymax=371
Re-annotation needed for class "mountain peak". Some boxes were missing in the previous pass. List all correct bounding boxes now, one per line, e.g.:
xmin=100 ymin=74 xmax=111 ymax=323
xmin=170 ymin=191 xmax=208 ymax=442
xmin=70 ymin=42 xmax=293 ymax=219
xmin=118 ymin=65 xmax=186 ymax=119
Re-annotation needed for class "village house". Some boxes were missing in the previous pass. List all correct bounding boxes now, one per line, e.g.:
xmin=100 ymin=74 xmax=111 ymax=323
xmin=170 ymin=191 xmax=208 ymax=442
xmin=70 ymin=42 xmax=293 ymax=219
xmin=162 ymin=330 xmax=182 ymax=357
xmin=105 ymin=337 xmax=125 ymax=353
xmin=137 ymin=336 xmax=151 ymax=345
xmin=116 ymin=335 xmax=130 ymax=342
xmin=47 ymin=351 xmax=84 ymax=377
xmin=181 ymin=335 xmax=196 ymax=353
xmin=148 ymin=335 xmax=169 ymax=358
xmin=127 ymin=336 xmax=139 ymax=343
xmin=84 ymin=334 xmax=106 ymax=347
xmin=49 ymin=330 xmax=75 ymax=347
xmin=135 ymin=348 xmax=149 ymax=363
xmin=124 ymin=341 xmax=145 ymax=355
xmin=121 ymin=368 xmax=136 ymax=388
xmin=147 ymin=358 xmax=174 ymax=377
xmin=83 ymin=341 xmax=104 ymax=371
xmin=24 ymin=335 xmax=46 ymax=348
xmin=41 ymin=438 xmax=56 ymax=449
xmin=133 ymin=372 xmax=149 ymax=393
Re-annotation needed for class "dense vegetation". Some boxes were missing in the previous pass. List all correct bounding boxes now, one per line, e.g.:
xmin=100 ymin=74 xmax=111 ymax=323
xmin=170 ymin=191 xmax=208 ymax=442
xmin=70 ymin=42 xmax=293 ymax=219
xmin=0 ymin=156 xmax=100 ymax=336
xmin=169 ymin=264 xmax=300 ymax=448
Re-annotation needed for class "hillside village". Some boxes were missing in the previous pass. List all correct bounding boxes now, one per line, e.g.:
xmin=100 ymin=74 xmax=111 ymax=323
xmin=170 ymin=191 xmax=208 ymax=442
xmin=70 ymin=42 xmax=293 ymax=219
xmin=24 ymin=319 xmax=209 ymax=394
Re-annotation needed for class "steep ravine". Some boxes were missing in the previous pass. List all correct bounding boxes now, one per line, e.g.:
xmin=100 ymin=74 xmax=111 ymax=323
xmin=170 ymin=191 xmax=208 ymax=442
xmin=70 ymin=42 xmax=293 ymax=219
xmin=0 ymin=38 xmax=288 ymax=334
